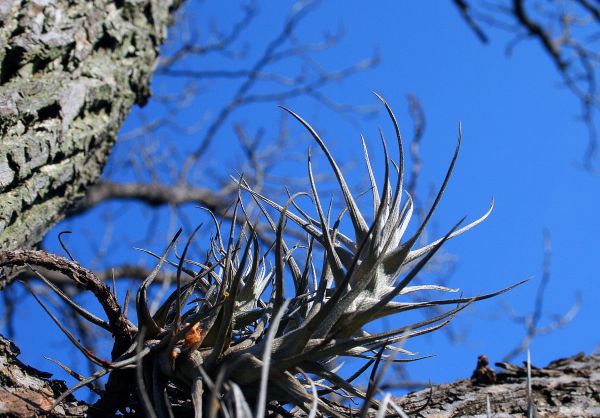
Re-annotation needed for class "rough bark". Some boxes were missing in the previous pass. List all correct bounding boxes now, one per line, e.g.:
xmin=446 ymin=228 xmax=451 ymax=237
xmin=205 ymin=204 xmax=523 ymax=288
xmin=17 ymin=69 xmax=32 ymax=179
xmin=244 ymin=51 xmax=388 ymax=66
xmin=395 ymin=353 xmax=600 ymax=417
xmin=2 ymin=331 xmax=598 ymax=418
xmin=0 ymin=334 xmax=90 ymax=417
xmin=0 ymin=0 xmax=181 ymax=253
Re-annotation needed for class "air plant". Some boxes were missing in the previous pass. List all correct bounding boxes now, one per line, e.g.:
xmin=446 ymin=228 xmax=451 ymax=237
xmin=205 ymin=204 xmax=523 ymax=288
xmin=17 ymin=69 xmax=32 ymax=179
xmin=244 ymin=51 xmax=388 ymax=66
xmin=24 ymin=94 xmax=522 ymax=417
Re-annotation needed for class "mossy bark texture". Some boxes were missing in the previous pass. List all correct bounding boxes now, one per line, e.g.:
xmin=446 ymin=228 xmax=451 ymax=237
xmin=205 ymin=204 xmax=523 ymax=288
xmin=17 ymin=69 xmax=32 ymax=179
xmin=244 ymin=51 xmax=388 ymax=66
xmin=0 ymin=0 xmax=179 ymax=256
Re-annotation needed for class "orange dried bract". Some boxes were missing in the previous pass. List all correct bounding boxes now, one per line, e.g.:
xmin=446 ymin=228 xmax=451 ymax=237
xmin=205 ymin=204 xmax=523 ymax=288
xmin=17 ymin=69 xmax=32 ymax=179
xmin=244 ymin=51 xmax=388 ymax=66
xmin=183 ymin=322 xmax=204 ymax=348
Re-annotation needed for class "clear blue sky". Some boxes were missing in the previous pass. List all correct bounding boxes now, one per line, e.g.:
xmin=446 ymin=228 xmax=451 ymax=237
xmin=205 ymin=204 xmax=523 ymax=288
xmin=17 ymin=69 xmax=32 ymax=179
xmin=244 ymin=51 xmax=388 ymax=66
xmin=8 ymin=1 xmax=599 ymax=397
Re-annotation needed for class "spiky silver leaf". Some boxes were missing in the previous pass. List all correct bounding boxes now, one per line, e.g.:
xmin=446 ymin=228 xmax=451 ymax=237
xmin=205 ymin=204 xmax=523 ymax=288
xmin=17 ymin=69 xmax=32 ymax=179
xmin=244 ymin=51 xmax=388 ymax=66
xmin=34 ymin=95 xmax=521 ymax=417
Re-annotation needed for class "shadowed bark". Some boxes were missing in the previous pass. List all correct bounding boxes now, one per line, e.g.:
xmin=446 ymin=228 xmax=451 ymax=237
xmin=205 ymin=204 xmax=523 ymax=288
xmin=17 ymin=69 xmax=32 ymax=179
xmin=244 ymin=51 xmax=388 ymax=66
xmin=2 ymin=332 xmax=598 ymax=418
xmin=0 ymin=0 xmax=181 ymax=253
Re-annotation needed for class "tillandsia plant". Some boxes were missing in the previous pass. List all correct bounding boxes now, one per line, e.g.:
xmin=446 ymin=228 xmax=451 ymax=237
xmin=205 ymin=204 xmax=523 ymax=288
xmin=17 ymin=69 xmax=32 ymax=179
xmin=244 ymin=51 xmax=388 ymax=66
xmin=10 ymin=94 xmax=522 ymax=417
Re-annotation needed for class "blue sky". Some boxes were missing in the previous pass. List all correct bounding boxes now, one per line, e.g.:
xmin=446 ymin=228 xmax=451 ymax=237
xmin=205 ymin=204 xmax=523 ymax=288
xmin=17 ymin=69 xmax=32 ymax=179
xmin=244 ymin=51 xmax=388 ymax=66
xmin=8 ymin=1 xmax=599 ymax=398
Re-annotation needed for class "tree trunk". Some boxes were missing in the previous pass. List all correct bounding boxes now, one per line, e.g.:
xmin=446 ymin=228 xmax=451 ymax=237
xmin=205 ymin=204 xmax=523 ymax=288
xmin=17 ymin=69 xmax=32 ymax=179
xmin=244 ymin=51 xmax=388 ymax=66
xmin=0 ymin=0 xmax=180 ymax=256
xmin=2 ymin=330 xmax=598 ymax=417
xmin=395 ymin=353 xmax=600 ymax=417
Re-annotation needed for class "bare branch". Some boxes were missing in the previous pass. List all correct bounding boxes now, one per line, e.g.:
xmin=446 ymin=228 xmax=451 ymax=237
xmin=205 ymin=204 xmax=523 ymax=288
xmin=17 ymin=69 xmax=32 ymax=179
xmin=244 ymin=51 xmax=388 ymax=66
xmin=68 ymin=181 xmax=229 ymax=217
xmin=405 ymin=94 xmax=427 ymax=198
xmin=451 ymin=0 xmax=600 ymax=167
xmin=159 ymin=3 xmax=258 ymax=70
xmin=502 ymin=230 xmax=581 ymax=361
xmin=0 ymin=250 xmax=132 ymax=356
xmin=452 ymin=0 xmax=490 ymax=42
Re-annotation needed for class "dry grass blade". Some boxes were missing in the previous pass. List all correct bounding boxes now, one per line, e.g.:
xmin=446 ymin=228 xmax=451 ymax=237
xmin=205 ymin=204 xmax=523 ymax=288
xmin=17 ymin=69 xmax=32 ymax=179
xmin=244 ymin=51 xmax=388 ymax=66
xmin=375 ymin=393 xmax=392 ymax=418
xmin=296 ymin=370 xmax=319 ymax=418
xmin=135 ymin=328 xmax=158 ymax=418
xmin=360 ymin=344 xmax=387 ymax=418
xmin=256 ymin=299 xmax=290 ymax=418
xmin=175 ymin=225 xmax=203 ymax=333
xmin=207 ymin=366 xmax=227 ymax=418
xmin=527 ymin=349 xmax=535 ymax=418
xmin=53 ymin=368 xmax=111 ymax=409
xmin=231 ymin=382 xmax=253 ymax=418
xmin=136 ymin=229 xmax=183 ymax=338
xmin=22 ymin=281 xmax=110 ymax=367
xmin=45 ymin=357 xmax=101 ymax=395
xmin=28 ymin=265 xmax=110 ymax=331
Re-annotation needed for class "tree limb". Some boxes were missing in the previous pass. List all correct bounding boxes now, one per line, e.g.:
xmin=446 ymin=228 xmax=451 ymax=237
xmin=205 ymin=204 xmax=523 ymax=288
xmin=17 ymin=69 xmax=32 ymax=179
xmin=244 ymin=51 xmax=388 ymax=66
xmin=0 ymin=0 xmax=183 ymax=250
xmin=68 ymin=181 xmax=229 ymax=217
xmin=395 ymin=352 xmax=600 ymax=417
xmin=0 ymin=250 xmax=132 ymax=356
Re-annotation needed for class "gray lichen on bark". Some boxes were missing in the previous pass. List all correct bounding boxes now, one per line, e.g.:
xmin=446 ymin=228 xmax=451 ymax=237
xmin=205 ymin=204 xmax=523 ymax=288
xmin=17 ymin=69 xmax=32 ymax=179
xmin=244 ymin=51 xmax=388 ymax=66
xmin=0 ymin=0 xmax=180 ymax=253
